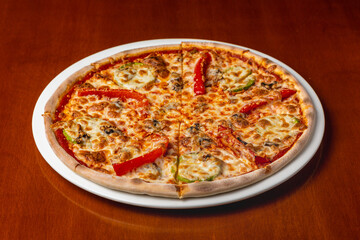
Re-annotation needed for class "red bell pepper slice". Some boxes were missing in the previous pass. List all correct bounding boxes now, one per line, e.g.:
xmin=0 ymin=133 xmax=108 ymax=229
xmin=255 ymin=156 xmax=271 ymax=166
xmin=78 ymin=89 xmax=149 ymax=107
xmin=112 ymin=134 xmax=169 ymax=176
xmin=255 ymin=146 xmax=291 ymax=167
xmin=217 ymin=125 xmax=255 ymax=162
xmin=239 ymin=100 xmax=268 ymax=114
xmin=193 ymin=52 xmax=212 ymax=95
xmin=280 ymin=88 xmax=296 ymax=100
xmin=255 ymin=132 xmax=303 ymax=166
xmin=219 ymin=125 xmax=268 ymax=166
xmin=54 ymin=129 xmax=88 ymax=167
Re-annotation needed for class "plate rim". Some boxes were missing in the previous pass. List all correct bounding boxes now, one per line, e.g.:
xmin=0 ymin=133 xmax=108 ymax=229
xmin=32 ymin=38 xmax=325 ymax=209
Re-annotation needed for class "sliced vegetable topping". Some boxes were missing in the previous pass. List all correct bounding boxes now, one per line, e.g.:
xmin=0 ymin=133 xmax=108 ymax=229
xmin=232 ymin=76 xmax=255 ymax=92
xmin=113 ymin=62 xmax=156 ymax=89
xmin=54 ymin=129 xmax=87 ymax=166
xmin=254 ymin=156 xmax=271 ymax=166
xmin=113 ymin=147 xmax=165 ymax=176
xmin=112 ymin=134 xmax=169 ymax=176
xmin=177 ymin=152 xmax=222 ymax=183
xmin=222 ymin=66 xmax=255 ymax=92
xmin=217 ymin=126 xmax=255 ymax=165
xmin=77 ymin=89 xmax=149 ymax=107
xmin=193 ymin=52 xmax=212 ymax=95
xmin=63 ymin=129 xmax=76 ymax=144
xmin=280 ymin=88 xmax=296 ymax=100
xmin=239 ymin=100 xmax=268 ymax=114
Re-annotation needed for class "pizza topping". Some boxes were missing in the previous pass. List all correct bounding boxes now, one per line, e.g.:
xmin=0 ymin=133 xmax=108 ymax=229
xmin=78 ymin=82 xmax=95 ymax=89
xmin=81 ymin=151 xmax=107 ymax=163
xmin=217 ymin=126 xmax=255 ymax=166
xmin=239 ymin=100 xmax=268 ymax=114
xmin=237 ymin=137 xmax=248 ymax=146
xmin=77 ymin=88 xmax=149 ymax=107
xmin=230 ymin=113 xmax=249 ymax=128
xmin=180 ymin=137 xmax=191 ymax=148
xmin=142 ymin=55 xmax=170 ymax=80
xmin=63 ymin=129 xmax=77 ymax=143
xmin=193 ymin=52 xmax=212 ymax=95
xmin=54 ymin=129 xmax=76 ymax=157
xmin=144 ymin=119 xmax=162 ymax=131
xmin=233 ymin=76 xmax=255 ymax=92
xmin=119 ymin=62 xmax=144 ymax=70
xmin=54 ymin=128 xmax=87 ymax=166
xmin=205 ymin=68 xmax=223 ymax=87
xmin=261 ymin=81 xmax=278 ymax=90
xmin=196 ymin=135 xmax=214 ymax=149
xmin=254 ymin=155 xmax=271 ymax=166
xmin=181 ymin=123 xmax=217 ymax=152
xmin=177 ymin=152 xmax=222 ymax=183
xmin=254 ymin=132 xmax=303 ymax=166
xmin=188 ymin=123 xmax=201 ymax=135
xmin=113 ymin=147 xmax=164 ymax=176
xmin=87 ymin=101 xmax=109 ymax=112
xmin=61 ymin=117 xmax=129 ymax=152
xmin=113 ymin=62 xmax=156 ymax=89
xmin=75 ymin=127 xmax=91 ymax=144
xmin=112 ymin=133 xmax=169 ymax=176
xmin=100 ymin=125 xmax=121 ymax=135
xmin=280 ymin=88 xmax=297 ymax=100
xmin=264 ymin=141 xmax=279 ymax=147
xmin=255 ymin=114 xmax=302 ymax=142
xmin=169 ymin=72 xmax=183 ymax=92
xmin=230 ymin=114 xmax=306 ymax=159
xmin=217 ymin=124 xmax=298 ymax=167
xmin=194 ymin=101 xmax=208 ymax=114
xmin=133 ymin=162 xmax=162 ymax=180
xmin=222 ymin=66 xmax=255 ymax=92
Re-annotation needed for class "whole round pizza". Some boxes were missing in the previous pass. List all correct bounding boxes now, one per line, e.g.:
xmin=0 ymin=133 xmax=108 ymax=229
xmin=43 ymin=41 xmax=315 ymax=198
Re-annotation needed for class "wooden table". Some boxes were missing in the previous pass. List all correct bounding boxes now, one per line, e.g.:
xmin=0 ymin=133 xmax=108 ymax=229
xmin=1 ymin=0 xmax=359 ymax=239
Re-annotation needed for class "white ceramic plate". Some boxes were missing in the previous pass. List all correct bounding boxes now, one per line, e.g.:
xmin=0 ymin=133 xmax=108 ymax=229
xmin=32 ymin=39 xmax=325 ymax=209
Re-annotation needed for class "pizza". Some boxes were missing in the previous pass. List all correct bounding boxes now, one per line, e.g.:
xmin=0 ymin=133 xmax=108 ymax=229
xmin=43 ymin=41 xmax=315 ymax=198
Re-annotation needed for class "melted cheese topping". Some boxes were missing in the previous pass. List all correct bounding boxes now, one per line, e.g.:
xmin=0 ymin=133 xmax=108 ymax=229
xmin=112 ymin=63 xmax=156 ymax=89
xmin=256 ymin=114 xmax=300 ymax=140
xmin=177 ymin=152 xmax=222 ymax=182
xmin=221 ymin=66 xmax=254 ymax=91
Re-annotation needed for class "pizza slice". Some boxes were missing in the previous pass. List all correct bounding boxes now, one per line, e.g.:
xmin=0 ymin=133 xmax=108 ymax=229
xmin=44 ymin=46 xmax=186 ymax=197
xmin=176 ymin=42 xmax=313 ymax=197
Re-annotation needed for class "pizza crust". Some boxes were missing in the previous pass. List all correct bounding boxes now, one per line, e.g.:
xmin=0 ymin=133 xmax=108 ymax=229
xmin=44 ymin=42 xmax=315 ymax=199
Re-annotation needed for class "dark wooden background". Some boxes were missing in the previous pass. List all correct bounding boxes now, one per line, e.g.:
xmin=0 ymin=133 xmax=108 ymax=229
xmin=1 ymin=0 xmax=359 ymax=239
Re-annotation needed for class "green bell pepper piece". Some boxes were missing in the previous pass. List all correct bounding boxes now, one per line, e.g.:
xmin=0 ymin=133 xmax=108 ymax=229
xmin=232 ymin=77 xmax=255 ymax=92
xmin=63 ymin=129 xmax=76 ymax=144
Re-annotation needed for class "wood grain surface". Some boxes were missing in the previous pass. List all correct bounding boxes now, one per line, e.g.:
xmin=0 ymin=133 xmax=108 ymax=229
xmin=1 ymin=0 xmax=359 ymax=239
